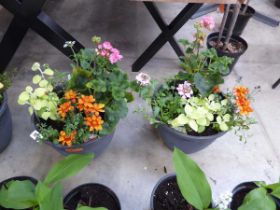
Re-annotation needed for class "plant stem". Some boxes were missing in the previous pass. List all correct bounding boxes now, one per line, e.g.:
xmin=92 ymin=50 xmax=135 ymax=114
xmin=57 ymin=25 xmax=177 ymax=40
xmin=241 ymin=0 xmax=250 ymax=14
xmin=218 ymin=4 xmax=231 ymax=43
xmin=223 ymin=4 xmax=241 ymax=51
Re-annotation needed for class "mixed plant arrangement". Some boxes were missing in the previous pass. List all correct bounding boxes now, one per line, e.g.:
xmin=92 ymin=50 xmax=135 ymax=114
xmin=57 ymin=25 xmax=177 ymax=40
xmin=0 ymin=73 xmax=11 ymax=104
xmin=0 ymin=154 xmax=107 ymax=210
xmin=18 ymin=37 xmax=133 ymax=147
xmin=133 ymin=18 xmax=256 ymax=140
xmin=237 ymin=180 xmax=280 ymax=210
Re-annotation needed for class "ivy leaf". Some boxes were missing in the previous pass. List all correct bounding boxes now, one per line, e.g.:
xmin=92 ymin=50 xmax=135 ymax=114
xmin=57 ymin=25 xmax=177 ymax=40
xmin=173 ymin=148 xmax=212 ymax=210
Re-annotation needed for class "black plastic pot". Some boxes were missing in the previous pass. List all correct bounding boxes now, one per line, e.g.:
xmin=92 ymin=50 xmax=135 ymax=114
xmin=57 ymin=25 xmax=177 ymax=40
xmin=156 ymin=124 xmax=226 ymax=154
xmin=32 ymin=115 xmax=115 ymax=157
xmin=0 ymin=93 xmax=12 ymax=153
xmin=276 ymin=0 xmax=280 ymax=8
xmin=207 ymin=32 xmax=248 ymax=75
xmin=64 ymin=183 xmax=121 ymax=210
xmin=0 ymin=176 xmax=37 ymax=210
xmin=230 ymin=182 xmax=280 ymax=210
xmin=151 ymin=173 xmax=212 ymax=210
xmin=224 ymin=4 xmax=255 ymax=36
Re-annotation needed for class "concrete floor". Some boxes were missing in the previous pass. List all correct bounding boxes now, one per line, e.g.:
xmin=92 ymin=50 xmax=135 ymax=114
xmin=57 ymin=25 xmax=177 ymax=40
xmin=0 ymin=0 xmax=280 ymax=209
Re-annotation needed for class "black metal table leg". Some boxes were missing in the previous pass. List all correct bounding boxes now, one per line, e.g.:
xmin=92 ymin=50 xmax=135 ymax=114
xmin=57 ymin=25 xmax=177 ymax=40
xmin=272 ymin=78 xmax=280 ymax=89
xmin=132 ymin=3 xmax=203 ymax=72
xmin=0 ymin=0 xmax=84 ymax=73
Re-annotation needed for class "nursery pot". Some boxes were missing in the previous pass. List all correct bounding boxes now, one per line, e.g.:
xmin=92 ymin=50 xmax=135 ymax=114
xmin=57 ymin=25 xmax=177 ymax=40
xmin=230 ymin=182 xmax=280 ymax=210
xmin=0 ymin=176 xmax=38 ymax=210
xmin=276 ymin=0 xmax=280 ymax=8
xmin=156 ymin=124 xmax=226 ymax=154
xmin=207 ymin=32 xmax=248 ymax=75
xmin=224 ymin=4 xmax=255 ymax=36
xmin=33 ymin=115 xmax=115 ymax=157
xmin=151 ymin=173 xmax=212 ymax=210
xmin=64 ymin=183 xmax=121 ymax=210
xmin=0 ymin=93 xmax=13 ymax=153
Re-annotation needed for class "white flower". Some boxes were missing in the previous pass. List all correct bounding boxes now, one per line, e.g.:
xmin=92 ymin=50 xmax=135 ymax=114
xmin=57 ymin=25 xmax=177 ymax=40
xmin=31 ymin=62 xmax=40 ymax=71
xmin=136 ymin=73 xmax=151 ymax=86
xmin=217 ymin=192 xmax=233 ymax=210
xmin=177 ymin=81 xmax=193 ymax=99
xmin=63 ymin=41 xmax=76 ymax=48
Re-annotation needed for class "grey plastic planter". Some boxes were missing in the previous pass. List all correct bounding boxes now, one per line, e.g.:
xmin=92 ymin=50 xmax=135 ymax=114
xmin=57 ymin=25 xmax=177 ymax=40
xmin=156 ymin=124 xmax=226 ymax=154
xmin=0 ymin=93 xmax=12 ymax=153
xmin=45 ymin=132 xmax=115 ymax=156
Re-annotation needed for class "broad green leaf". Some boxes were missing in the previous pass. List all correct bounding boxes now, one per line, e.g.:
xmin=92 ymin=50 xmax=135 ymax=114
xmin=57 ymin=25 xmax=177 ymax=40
xmin=220 ymin=122 xmax=229 ymax=131
xmin=26 ymin=86 xmax=33 ymax=93
xmin=43 ymin=68 xmax=54 ymax=76
xmin=18 ymin=91 xmax=30 ymax=105
xmin=31 ymin=62 xmax=40 ymax=71
xmin=34 ymin=88 xmax=46 ymax=97
xmin=189 ymin=120 xmax=198 ymax=132
xmin=271 ymin=186 xmax=280 ymax=199
xmin=33 ymin=75 xmax=42 ymax=84
xmin=38 ymin=183 xmax=64 ymax=210
xmin=41 ymin=112 xmax=51 ymax=120
xmin=77 ymin=206 xmax=108 ymax=210
xmin=43 ymin=154 xmax=94 ymax=185
xmin=0 ymin=180 xmax=37 ymax=209
xmin=173 ymin=148 xmax=212 ymax=210
xmin=170 ymin=114 xmax=189 ymax=128
xmin=39 ymin=80 xmax=49 ymax=88
xmin=238 ymin=188 xmax=276 ymax=210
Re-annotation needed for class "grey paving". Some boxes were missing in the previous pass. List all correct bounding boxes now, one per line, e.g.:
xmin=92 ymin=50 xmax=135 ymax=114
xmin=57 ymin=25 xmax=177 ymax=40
xmin=0 ymin=0 xmax=280 ymax=209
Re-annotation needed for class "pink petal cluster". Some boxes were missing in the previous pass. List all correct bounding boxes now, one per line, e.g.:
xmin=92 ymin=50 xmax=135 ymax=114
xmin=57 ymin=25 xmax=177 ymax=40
xmin=136 ymin=73 xmax=151 ymax=86
xmin=177 ymin=81 xmax=193 ymax=99
xmin=200 ymin=16 xmax=215 ymax=30
xmin=96 ymin=41 xmax=123 ymax=64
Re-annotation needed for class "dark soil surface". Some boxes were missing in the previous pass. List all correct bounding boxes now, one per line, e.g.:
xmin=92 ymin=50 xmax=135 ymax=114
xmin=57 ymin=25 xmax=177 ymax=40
xmin=64 ymin=184 xmax=120 ymax=210
xmin=210 ymin=40 xmax=245 ymax=54
xmin=188 ymin=126 xmax=219 ymax=137
xmin=153 ymin=176 xmax=194 ymax=210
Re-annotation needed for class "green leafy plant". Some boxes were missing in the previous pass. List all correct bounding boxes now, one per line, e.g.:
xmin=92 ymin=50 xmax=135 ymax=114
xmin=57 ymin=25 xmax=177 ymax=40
xmin=237 ymin=180 xmax=280 ymax=210
xmin=0 ymin=73 xmax=12 ymax=104
xmin=0 ymin=154 xmax=107 ymax=210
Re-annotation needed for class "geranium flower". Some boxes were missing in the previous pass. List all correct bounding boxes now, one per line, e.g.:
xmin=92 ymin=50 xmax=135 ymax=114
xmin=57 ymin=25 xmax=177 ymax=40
xmin=177 ymin=81 xmax=193 ymax=99
xmin=109 ymin=49 xmax=123 ymax=64
xmin=96 ymin=42 xmax=123 ymax=64
xmin=77 ymin=95 xmax=95 ymax=112
xmin=136 ymin=73 xmax=151 ymax=86
xmin=58 ymin=101 xmax=74 ymax=118
xmin=65 ymin=90 xmax=77 ymax=102
xmin=85 ymin=115 xmax=104 ymax=131
xmin=58 ymin=130 xmax=77 ymax=147
xmin=200 ymin=16 xmax=215 ymax=30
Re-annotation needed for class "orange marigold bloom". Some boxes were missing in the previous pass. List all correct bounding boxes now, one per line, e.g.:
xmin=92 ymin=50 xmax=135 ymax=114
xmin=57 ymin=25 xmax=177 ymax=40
xmin=65 ymin=90 xmax=77 ymax=102
xmin=85 ymin=115 xmax=104 ymax=132
xmin=77 ymin=95 xmax=95 ymax=112
xmin=58 ymin=101 xmax=74 ymax=118
xmin=58 ymin=130 xmax=77 ymax=147
xmin=212 ymin=86 xmax=221 ymax=93
xmin=234 ymin=86 xmax=249 ymax=97
xmin=87 ymin=103 xmax=105 ymax=116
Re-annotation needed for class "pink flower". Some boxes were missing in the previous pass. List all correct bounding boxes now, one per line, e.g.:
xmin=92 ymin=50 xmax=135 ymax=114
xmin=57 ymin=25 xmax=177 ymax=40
xmin=177 ymin=81 xmax=193 ymax=99
xmin=136 ymin=73 xmax=151 ymax=86
xmin=200 ymin=16 xmax=215 ymax=30
xmin=102 ymin=41 xmax=113 ymax=50
xmin=109 ymin=52 xmax=123 ymax=64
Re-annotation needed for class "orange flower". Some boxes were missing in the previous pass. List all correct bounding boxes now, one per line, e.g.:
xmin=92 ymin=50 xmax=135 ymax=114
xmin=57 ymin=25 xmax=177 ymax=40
xmin=212 ymin=86 xmax=221 ymax=93
xmin=77 ymin=95 xmax=95 ymax=112
xmin=234 ymin=86 xmax=249 ymax=97
xmin=58 ymin=130 xmax=77 ymax=147
xmin=87 ymin=103 xmax=105 ymax=116
xmin=65 ymin=90 xmax=77 ymax=102
xmin=58 ymin=101 xmax=74 ymax=118
xmin=85 ymin=115 xmax=104 ymax=132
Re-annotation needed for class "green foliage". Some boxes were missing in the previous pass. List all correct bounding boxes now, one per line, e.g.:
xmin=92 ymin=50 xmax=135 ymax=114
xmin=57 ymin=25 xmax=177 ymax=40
xmin=18 ymin=63 xmax=60 ymax=121
xmin=77 ymin=206 xmax=108 ymax=210
xmin=0 ymin=154 xmax=95 ymax=210
xmin=0 ymin=73 xmax=11 ymax=103
xmin=173 ymin=148 xmax=212 ymax=210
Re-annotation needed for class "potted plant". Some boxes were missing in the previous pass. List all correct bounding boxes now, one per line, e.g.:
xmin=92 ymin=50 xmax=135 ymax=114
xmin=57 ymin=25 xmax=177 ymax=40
xmin=0 ymin=154 xmax=116 ymax=210
xmin=229 ymin=180 xmax=280 ymax=210
xmin=0 ymin=73 xmax=12 ymax=153
xmin=151 ymin=148 xmax=233 ymax=210
xmin=207 ymin=3 xmax=248 ymax=74
xmin=133 ymin=20 xmax=256 ymax=153
xmin=223 ymin=1 xmax=255 ymax=36
xmin=18 ymin=37 xmax=133 ymax=156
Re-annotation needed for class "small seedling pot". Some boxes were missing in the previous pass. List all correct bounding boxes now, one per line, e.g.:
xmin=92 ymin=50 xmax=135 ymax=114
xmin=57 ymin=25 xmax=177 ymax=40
xmin=156 ymin=124 xmax=226 ymax=154
xmin=0 ymin=176 xmax=38 ymax=210
xmin=0 ymin=93 xmax=12 ymax=153
xmin=230 ymin=182 xmax=280 ymax=210
xmin=151 ymin=173 xmax=212 ymax=210
xmin=64 ymin=183 xmax=121 ymax=210
xmin=224 ymin=4 xmax=255 ymax=36
xmin=33 ymin=115 xmax=115 ymax=157
xmin=207 ymin=32 xmax=248 ymax=75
